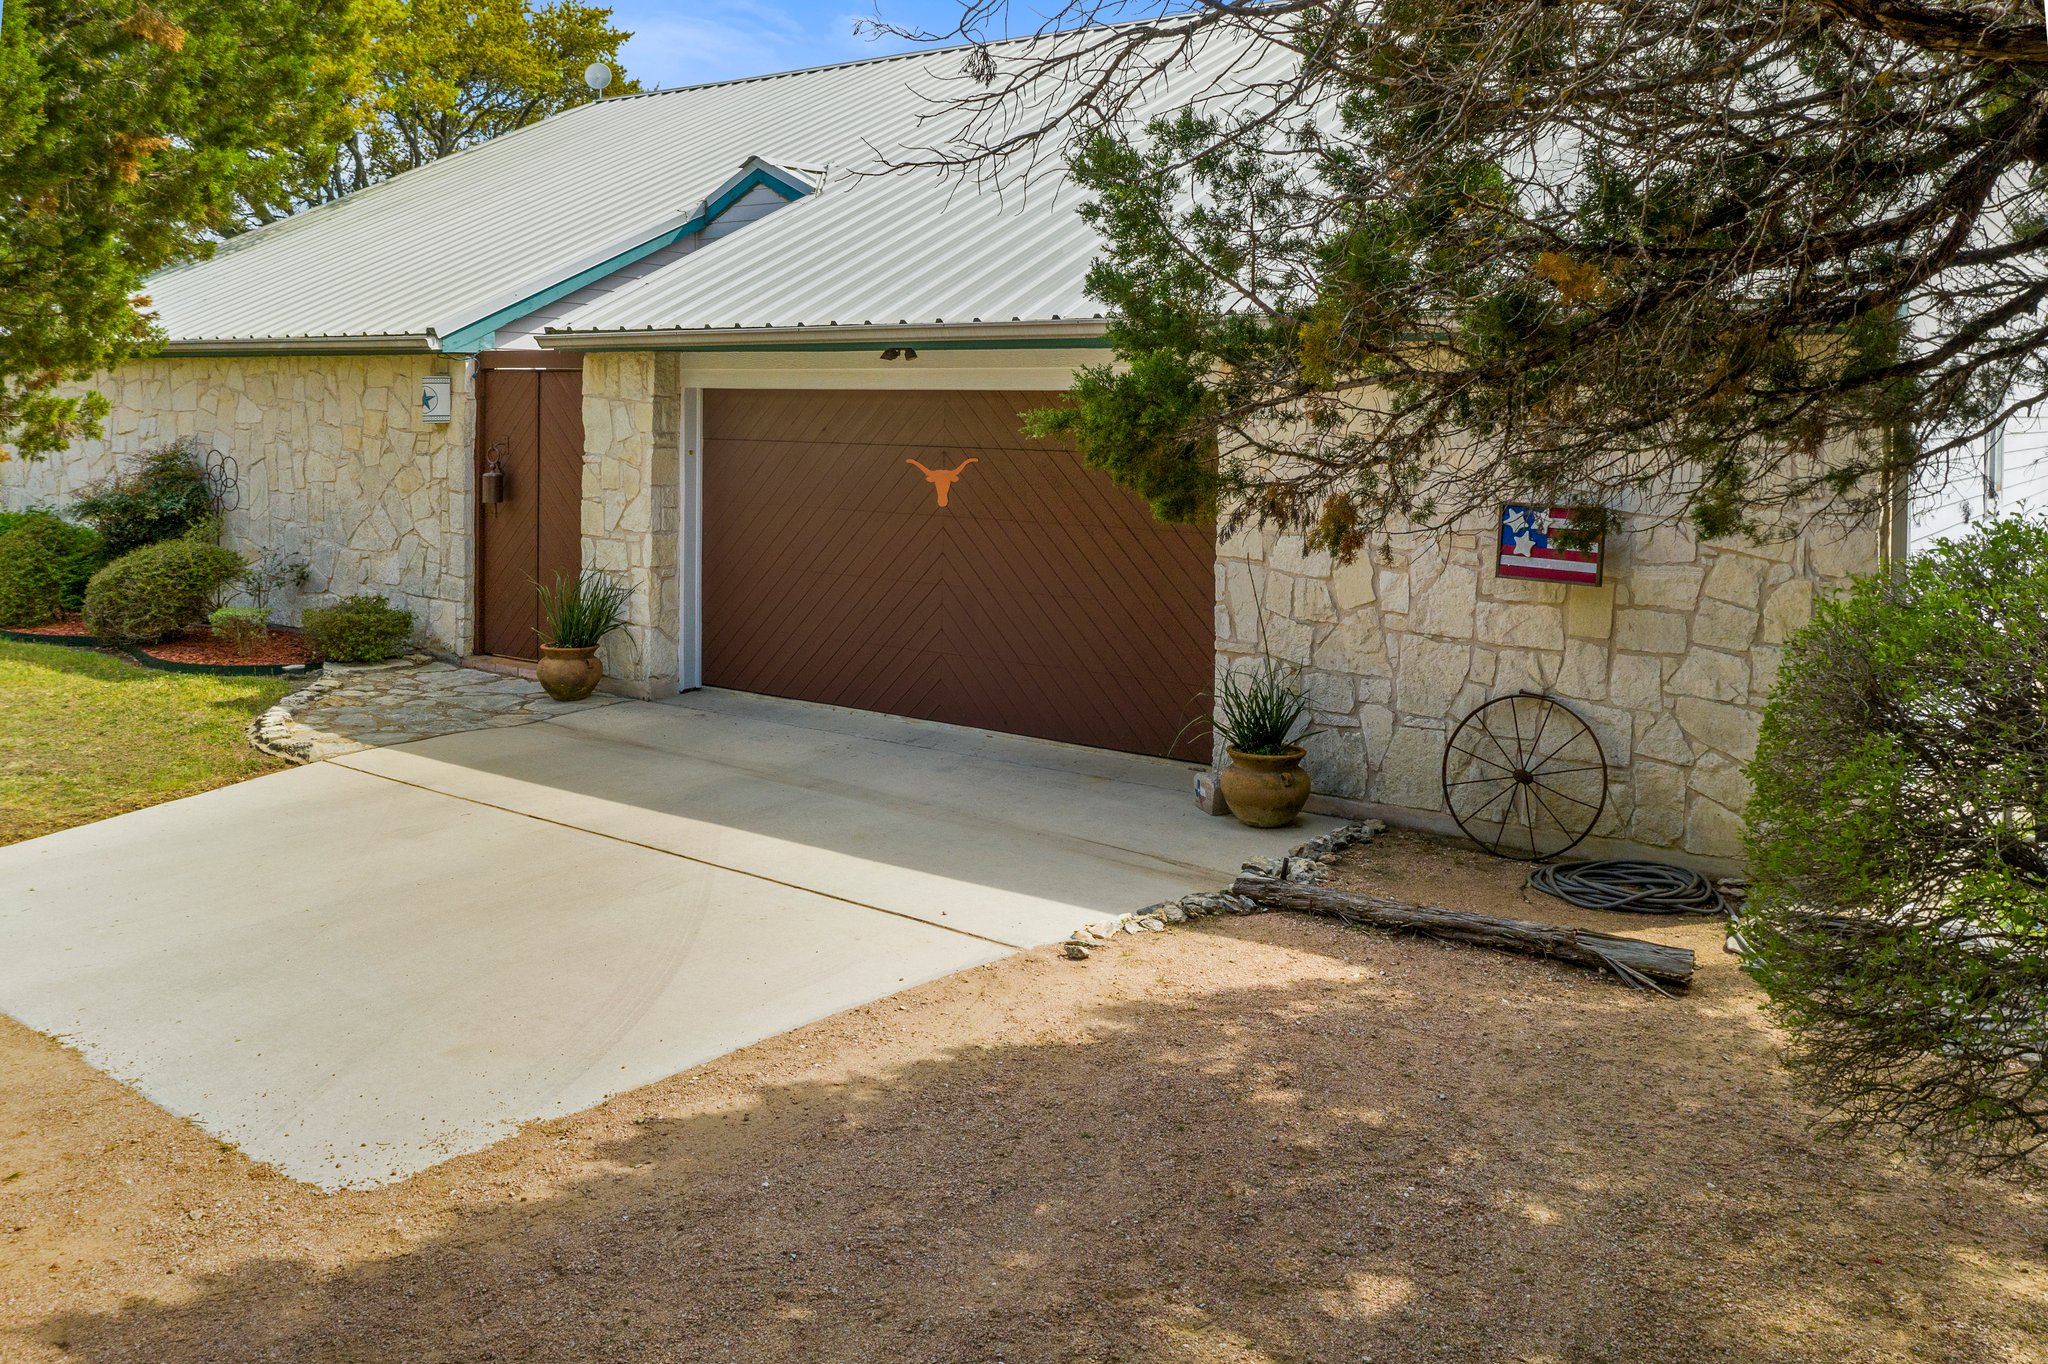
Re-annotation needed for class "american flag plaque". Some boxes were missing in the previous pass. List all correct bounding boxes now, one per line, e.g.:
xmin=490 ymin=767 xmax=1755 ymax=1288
xmin=1496 ymin=505 xmax=1605 ymax=586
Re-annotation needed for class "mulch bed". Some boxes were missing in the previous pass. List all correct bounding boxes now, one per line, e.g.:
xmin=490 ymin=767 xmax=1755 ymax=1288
xmin=133 ymin=627 xmax=316 ymax=669
xmin=5 ymin=614 xmax=94 ymax=638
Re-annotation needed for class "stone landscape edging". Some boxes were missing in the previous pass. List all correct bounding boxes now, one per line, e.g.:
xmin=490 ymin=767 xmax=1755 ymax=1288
xmin=247 ymin=653 xmax=438 ymax=763
xmin=1061 ymin=819 xmax=1387 ymax=958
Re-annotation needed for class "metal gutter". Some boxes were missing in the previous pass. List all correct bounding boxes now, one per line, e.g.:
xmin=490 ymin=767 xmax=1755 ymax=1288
xmin=160 ymin=333 xmax=443 ymax=356
xmin=536 ymin=319 xmax=1110 ymax=351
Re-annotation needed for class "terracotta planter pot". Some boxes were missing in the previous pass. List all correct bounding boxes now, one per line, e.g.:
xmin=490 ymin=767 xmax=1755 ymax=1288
xmin=1219 ymin=746 xmax=1312 ymax=828
xmin=536 ymin=644 xmax=603 ymax=702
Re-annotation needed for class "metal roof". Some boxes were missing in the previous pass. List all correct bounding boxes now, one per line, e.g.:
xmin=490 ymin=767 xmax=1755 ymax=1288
xmin=147 ymin=25 xmax=1289 ymax=350
xmin=544 ymin=28 xmax=1294 ymax=344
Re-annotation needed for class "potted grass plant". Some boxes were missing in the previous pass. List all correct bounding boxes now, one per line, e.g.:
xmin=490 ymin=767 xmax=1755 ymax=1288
xmin=535 ymin=571 xmax=631 ymax=701
xmin=1213 ymin=655 xmax=1313 ymax=827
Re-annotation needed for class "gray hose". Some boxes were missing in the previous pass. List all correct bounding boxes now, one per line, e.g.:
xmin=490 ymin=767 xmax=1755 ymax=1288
xmin=1527 ymin=859 xmax=1734 ymax=916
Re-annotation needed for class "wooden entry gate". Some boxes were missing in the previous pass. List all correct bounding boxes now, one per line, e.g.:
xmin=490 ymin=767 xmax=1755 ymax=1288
xmin=701 ymin=389 xmax=1216 ymax=760
xmin=474 ymin=351 xmax=583 ymax=660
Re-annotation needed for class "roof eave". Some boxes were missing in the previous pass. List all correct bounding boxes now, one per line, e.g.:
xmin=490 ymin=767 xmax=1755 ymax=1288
xmin=160 ymin=333 xmax=443 ymax=356
xmin=535 ymin=319 xmax=1109 ymax=351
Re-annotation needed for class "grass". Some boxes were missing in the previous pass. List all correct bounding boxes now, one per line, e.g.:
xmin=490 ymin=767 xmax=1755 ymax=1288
xmin=0 ymin=640 xmax=294 ymax=846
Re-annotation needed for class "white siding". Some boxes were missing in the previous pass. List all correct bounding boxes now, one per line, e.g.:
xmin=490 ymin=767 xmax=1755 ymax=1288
xmin=702 ymin=183 xmax=789 ymax=242
xmin=1909 ymin=416 xmax=2048 ymax=553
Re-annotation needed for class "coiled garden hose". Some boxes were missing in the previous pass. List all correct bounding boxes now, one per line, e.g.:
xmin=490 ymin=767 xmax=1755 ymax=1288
xmin=1526 ymin=859 xmax=1735 ymax=916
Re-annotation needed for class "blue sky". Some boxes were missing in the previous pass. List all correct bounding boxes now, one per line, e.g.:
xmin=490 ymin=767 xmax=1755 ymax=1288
xmin=605 ymin=0 xmax=975 ymax=89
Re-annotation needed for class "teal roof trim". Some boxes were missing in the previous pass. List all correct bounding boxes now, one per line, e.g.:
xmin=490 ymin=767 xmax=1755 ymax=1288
xmin=438 ymin=164 xmax=812 ymax=354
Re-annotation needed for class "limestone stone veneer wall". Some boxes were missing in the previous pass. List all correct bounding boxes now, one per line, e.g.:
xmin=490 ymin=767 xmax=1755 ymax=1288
xmin=1220 ymin=511 xmax=1881 ymax=868
xmin=578 ymin=351 xmax=682 ymax=697
xmin=0 ymin=356 xmax=474 ymax=651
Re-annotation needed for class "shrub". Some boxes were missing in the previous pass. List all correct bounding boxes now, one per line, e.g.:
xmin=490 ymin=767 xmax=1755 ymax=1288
xmin=70 ymin=439 xmax=219 ymax=557
xmin=0 ymin=512 xmax=105 ymax=626
xmin=209 ymin=606 xmax=270 ymax=657
xmin=83 ymin=540 xmax=247 ymax=644
xmin=302 ymin=594 xmax=414 ymax=663
xmin=1742 ymin=515 xmax=2048 ymax=1178
xmin=240 ymin=551 xmax=310 ymax=609
xmin=0 ymin=509 xmax=53 ymax=538
xmin=537 ymin=571 xmax=631 ymax=649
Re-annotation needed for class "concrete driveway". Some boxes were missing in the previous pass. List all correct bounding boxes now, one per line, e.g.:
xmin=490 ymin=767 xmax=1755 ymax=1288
xmin=0 ymin=690 xmax=1331 ymax=1187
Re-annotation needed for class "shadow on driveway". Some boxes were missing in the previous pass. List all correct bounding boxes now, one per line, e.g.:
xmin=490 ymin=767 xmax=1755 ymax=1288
xmin=23 ymin=915 xmax=2045 ymax=1364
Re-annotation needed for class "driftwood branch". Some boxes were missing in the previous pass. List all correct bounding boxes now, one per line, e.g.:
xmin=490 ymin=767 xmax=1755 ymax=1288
xmin=1232 ymin=874 xmax=1696 ymax=992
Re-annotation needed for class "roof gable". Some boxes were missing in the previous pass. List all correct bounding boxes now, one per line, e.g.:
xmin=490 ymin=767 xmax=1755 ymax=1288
xmin=435 ymin=159 xmax=813 ymax=353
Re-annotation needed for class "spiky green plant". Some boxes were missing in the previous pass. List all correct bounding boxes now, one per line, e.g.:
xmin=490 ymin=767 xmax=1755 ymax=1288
xmin=537 ymin=571 xmax=631 ymax=649
xmin=1212 ymin=656 xmax=1308 ymax=756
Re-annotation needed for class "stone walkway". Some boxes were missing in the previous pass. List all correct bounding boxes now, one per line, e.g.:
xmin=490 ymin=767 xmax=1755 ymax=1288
xmin=250 ymin=658 xmax=623 ymax=762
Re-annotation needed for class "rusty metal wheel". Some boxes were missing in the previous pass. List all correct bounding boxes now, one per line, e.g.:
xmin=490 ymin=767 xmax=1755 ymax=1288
xmin=1442 ymin=692 xmax=1608 ymax=861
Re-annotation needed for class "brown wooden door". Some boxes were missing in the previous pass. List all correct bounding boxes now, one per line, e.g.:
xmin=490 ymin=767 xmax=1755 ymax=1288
xmin=476 ymin=357 xmax=583 ymax=659
xmin=702 ymin=389 xmax=1215 ymax=759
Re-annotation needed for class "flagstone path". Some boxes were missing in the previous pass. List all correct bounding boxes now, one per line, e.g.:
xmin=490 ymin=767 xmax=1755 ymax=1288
xmin=250 ymin=658 xmax=622 ymax=762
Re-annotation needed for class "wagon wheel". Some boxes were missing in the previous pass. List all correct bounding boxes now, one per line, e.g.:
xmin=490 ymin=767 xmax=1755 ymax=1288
xmin=1441 ymin=692 xmax=1608 ymax=861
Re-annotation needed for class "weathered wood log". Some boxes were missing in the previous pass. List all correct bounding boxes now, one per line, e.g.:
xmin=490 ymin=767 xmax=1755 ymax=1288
xmin=1232 ymin=873 xmax=1696 ymax=991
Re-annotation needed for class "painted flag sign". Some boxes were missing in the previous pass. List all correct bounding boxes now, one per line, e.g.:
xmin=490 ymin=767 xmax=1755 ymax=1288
xmin=1496 ymin=504 xmax=1605 ymax=586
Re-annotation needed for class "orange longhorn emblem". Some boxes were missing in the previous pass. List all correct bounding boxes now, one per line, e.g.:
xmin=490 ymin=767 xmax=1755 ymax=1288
xmin=906 ymin=456 xmax=978 ymax=508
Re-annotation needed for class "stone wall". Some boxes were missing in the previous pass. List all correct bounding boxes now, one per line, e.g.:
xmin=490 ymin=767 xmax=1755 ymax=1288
xmin=579 ymin=351 xmax=681 ymax=696
xmin=1219 ymin=508 xmax=1881 ymax=869
xmin=0 ymin=356 xmax=474 ymax=651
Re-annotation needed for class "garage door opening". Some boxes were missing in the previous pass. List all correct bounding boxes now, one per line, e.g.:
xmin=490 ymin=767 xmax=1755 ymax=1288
xmin=701 ymin=389 xmax=1214 ymax=760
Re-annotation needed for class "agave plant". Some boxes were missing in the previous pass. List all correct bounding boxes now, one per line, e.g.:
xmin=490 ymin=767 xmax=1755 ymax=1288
xmin=536 ymin=571 xmax=631 ymax=649
xmin=1212 ymin=656 xmax=1308 ymax=756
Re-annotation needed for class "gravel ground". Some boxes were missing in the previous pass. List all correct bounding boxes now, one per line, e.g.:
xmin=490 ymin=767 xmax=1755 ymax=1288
xmin=2 ymin=828 xmax=2043 ymax=1363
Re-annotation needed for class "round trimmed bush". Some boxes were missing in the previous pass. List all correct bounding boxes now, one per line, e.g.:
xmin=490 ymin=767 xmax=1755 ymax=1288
xmin=302 ymin=594 xmax=414 ymax=663
xmin=0 ymin=512 xmax=104 ymax=626
xmin=82 ymin=539 xmax=247 ymax=644
xmin=1743 ymin=514 xmax=2048 ymax=1177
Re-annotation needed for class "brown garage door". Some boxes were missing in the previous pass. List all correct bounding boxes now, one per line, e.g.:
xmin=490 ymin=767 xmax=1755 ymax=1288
xmin=703 ymin=389 xmax=1214 ymax=760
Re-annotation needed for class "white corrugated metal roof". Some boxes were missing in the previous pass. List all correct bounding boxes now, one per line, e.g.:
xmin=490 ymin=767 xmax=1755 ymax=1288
xmin=546 ymin=28 xmax=1293 ymax=342
xmin=147 ymin=24 xmax=1288 ymax=348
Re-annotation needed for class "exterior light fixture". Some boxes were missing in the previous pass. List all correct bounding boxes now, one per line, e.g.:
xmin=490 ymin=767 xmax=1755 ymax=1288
xmin=879 ymin=348 xmax=901 ymax=360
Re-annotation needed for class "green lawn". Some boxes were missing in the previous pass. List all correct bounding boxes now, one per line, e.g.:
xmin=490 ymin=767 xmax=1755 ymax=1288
xmin=0 ymin=640 xmax=295 ymax=846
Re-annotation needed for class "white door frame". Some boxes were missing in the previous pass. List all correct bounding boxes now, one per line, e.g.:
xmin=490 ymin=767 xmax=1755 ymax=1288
xmin=677 ymin=385 xmax=704 ymax=690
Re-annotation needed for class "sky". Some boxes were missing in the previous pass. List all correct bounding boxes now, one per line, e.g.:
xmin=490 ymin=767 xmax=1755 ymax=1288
xmin=604 ymin=0 xmax=979 ymax=90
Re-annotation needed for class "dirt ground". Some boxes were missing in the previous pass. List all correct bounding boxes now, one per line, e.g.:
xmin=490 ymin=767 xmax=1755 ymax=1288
xmin=2 ymin=828 xmax=2044 ymax=1363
